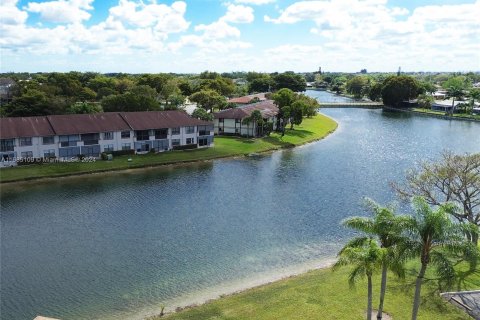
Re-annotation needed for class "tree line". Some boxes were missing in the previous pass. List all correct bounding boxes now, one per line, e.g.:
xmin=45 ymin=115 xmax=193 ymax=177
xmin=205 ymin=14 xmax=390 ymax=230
xmin=0 ymin=71 xmax=307 ymax=118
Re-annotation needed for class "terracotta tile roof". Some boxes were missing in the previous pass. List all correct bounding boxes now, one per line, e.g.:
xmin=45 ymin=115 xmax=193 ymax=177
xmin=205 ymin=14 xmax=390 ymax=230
xmin=228 ymin=93 xmax=267 ymax=104
xmin=47 ymin=113 xmax=131 ymax=135
xmin=0 ymin=116 xmax=55 ymax=139
xmin=214 ymin=100 xmax=279 ymax=120
xmin=119 ymin=110 xmax=212 ymax=130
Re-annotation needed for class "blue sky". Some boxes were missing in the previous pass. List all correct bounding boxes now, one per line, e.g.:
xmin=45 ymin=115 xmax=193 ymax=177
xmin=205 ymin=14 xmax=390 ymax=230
xmin=1 ymin=0 xmax=479 ymax=73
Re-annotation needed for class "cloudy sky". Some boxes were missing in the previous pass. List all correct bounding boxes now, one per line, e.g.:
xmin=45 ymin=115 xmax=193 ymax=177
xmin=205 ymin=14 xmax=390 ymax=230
xmin=1 ymin=0 xmax=479 ymax=73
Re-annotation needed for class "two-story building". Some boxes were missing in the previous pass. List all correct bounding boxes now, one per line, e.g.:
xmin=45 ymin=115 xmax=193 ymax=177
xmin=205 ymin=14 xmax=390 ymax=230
xmin=213 ymin=100 xmax=279 ymax=137
xmin=0 ymin=110 xmax=214 ymax=167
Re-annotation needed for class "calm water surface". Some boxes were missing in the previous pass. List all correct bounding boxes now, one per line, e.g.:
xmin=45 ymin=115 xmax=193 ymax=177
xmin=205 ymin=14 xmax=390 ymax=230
xmin=1 ymin=106 xmax=479 ymax=319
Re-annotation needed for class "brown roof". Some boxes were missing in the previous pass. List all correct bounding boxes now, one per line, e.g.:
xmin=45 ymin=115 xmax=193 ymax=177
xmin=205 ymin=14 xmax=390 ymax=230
xmin=47 ymin=113 xmax=131 ymax=135
xmin=119 ymin=110 xmax=211 ymax=130
xmin=214 ymin=100 xmax=279 ymax=120
xmin=0 ymin=111 xmax=213 ymax=139
xmin=0 ymin=116 xmax=55 ymax=139
xmin=228 ymin=93 xmax=267 ymax=104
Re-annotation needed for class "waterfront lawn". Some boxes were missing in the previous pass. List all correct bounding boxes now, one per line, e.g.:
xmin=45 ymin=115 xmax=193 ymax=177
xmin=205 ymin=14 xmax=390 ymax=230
xmin=161 ymin=261 xmax=479 ymax=320
xmin=0 ymin=114 xmax=337 ymax=183
xmin=412 ymin=108 xmax=480 ymax=120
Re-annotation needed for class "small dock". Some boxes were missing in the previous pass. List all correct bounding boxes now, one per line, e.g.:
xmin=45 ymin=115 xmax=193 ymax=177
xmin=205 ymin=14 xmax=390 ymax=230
xmin=319 ymin=102 xmax=383 ymax=109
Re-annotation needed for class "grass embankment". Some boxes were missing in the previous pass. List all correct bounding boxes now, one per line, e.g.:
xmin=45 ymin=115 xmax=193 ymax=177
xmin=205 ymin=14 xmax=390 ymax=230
xmin=0 ymin=114 xmax=337 ymax=183
xmin=160 ymin=260 xmax=479 ymax=320
xmin=412 ymin=108 xmax=480 ymax=120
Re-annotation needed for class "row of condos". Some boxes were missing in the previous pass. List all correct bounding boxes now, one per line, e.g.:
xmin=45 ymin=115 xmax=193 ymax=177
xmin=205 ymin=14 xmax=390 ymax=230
xmin=0 ymin=110 xmax=214 ymax=167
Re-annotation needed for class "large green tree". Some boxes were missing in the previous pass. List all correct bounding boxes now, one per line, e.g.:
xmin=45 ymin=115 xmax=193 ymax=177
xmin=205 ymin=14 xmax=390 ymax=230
xmin=394 ymin=152 xmax=480 ymax=244
xmin=191 ymin=108 xmax=213 ymax=121
xmin=189 ymin=89 xmax=227 ymax=112
xmin=381 ymin=75 xmax=419 ymax=107
xmin=272 ymin=88 xmax=296 ymax=132
xmin=346 ymin=76 xmax=369 ymax=99
xmin=273 ymin=72 xmax=306 ymax=92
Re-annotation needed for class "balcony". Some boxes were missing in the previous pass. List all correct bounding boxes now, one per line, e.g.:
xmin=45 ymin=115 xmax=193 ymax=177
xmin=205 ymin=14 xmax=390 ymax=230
xmin=82 ymin=140 xmax=99 ymax=146
xmin=60 ymin=141 xmax=78 ymax=147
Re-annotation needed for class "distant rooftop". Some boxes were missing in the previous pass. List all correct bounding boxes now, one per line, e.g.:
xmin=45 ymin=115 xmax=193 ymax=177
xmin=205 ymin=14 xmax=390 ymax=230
xmin=228 ymin=93 xmax=268 ymax=105
xmin=214 ymin=100 xmax=278 ymax=119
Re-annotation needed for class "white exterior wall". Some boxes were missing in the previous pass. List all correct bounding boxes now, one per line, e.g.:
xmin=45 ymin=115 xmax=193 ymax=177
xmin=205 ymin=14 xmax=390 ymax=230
xmin=1 ymin=126 xmax=213 ymax=167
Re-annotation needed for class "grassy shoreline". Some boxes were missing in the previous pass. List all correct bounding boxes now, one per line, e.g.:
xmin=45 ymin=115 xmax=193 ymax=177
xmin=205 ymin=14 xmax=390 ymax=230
xmin=156 ymin=260 xmax=479 ymax=320
xmin=0 ymin=114 xmax=338 ymax=184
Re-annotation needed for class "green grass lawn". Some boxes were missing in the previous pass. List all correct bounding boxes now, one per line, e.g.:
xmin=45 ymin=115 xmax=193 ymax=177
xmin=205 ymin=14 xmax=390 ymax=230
xmin=412 ymin=108 xmax=480 ymax=120
xmin=0 ymin=114 xmax=337 ymax=183
xmin=159 ymin=260 xmax=479 ymax=320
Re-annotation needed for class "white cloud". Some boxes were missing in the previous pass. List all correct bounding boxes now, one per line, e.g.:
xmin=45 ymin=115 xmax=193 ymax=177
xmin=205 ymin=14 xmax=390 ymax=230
xmin=168 ymin=3 xmax=253 ymax=54
xmin=25 ymin=0 xmax=94 ymax=24
xmin=0 ymin=0 xmax=28 ymax=25
xmin=234 ymin=0 xmax=274 ymax=6
xmin=263 ymin=0 xmax=480 ymax=71
xmin=221 ymin=4 xmax=254 ymax=24
xmin=107 ymin=0 xmax=189 ymax=34
xmin=1 ymin=1 xmax=190 ymax=56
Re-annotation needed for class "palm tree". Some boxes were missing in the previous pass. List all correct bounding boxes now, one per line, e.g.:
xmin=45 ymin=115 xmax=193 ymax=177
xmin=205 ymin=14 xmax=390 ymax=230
xmin=242 ymin=116 xmax=252 ymax=138
xmin=446 ymin=85 xmax=464 ymax=115
xmin=334 ymin=239 xmax=384 ymax=320
xmin=404 ymin=197 xmax=478 ymax=320
xmin=469 ymin=88 xmax=480 ymax=114
xmin=342 ymin=199 xmax=408 ymax=320
xmin=250 ymin=110 xmax=263 ymax=137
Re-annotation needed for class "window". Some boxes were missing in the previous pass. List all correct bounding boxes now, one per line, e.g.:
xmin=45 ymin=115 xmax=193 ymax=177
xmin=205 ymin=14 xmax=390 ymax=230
xmin=198 ymin=137 xmax=208 ymax=146
xmin=81 ymin=133 xmax=99 ymax=145
xmin=44 ymin=149 xmax=55 ymax=157
xmin=155 ymin=128 xmax=168 ymax=139
xmin=219 ymin=118 xmax=224 ymax=123
xmin=0 ymin=139 xmax=15 ymax=152
xmin=19 ymin=137 xmax=32 ymax=146
xmin=171 ymin=127 xmax=180 ymax=135
xmin=172 ymin=139 xmax=180 ymax=146
xmin=235 ymin=128 xmax=240 ymax=133
xmin=104 ymin=144 xmax=114 ymax=152
xmin=136 ymin=130 xmax=150 ymax=141
xmin=103 ymin=132 xmax=114 ymax=140
xmin=59 ymin=135 xmax=79 ymax=147
xmin=235 ymin=119 xmax=241 ymax=124
xmin=186 ymin=137 xmax=195 ymax=144
xmin=198 ymin=125 xmax=210 ymax=136
xmin=122 ymin=143 xmax=131 ymax=150
xmin=21 ymin=151 xmax=33 ymax=158
xmin=186 ymin=126 xmax=195 ymax=134
xmin=42 ymin=136 xmax=54 ymax=145
xmin=121 ymin=131 xmax=130 ymax=139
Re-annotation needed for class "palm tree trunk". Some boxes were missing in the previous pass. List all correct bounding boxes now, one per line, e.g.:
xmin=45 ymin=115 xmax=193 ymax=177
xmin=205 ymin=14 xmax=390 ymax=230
xmin=411 ymin=263 xmax=427 ymax=320
xmin=367 ymin=275 xmax=373 ymax=320
xmin=377 ymin=262 xmax=388 ymax=320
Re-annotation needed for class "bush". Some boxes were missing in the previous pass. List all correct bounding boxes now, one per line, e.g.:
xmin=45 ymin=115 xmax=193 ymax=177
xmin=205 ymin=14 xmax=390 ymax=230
xmin=173 ymin=144 xmax=198 ymax=151
xmin=111 ymin=149 xmax=135 ymax=156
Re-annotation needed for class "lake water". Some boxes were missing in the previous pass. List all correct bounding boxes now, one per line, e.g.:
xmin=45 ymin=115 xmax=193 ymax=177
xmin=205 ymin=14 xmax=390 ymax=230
xmin=1 ymin=102 xmax=479 ymax=319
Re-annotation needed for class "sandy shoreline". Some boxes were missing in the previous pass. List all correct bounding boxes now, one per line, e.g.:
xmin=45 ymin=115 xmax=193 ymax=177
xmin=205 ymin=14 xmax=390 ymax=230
xmin=132 ymin=257 xmax=337 ymax=320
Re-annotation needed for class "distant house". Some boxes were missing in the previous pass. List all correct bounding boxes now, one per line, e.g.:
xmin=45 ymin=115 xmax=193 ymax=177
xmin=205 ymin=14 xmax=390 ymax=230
xmin=228 ymin=93 xmax=267 ymax=106
xmin=0 ymin=78 xmax=16 ymax=102
xmin=0 ymin=110 xmax=214 ymax=167
xmin=213 ymin=100 xmax=279 ymax=137
xmin=432 ymin=91 xmax=447 ymax=100
xmin=431 ymin=100 xmax=466 ymax=113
